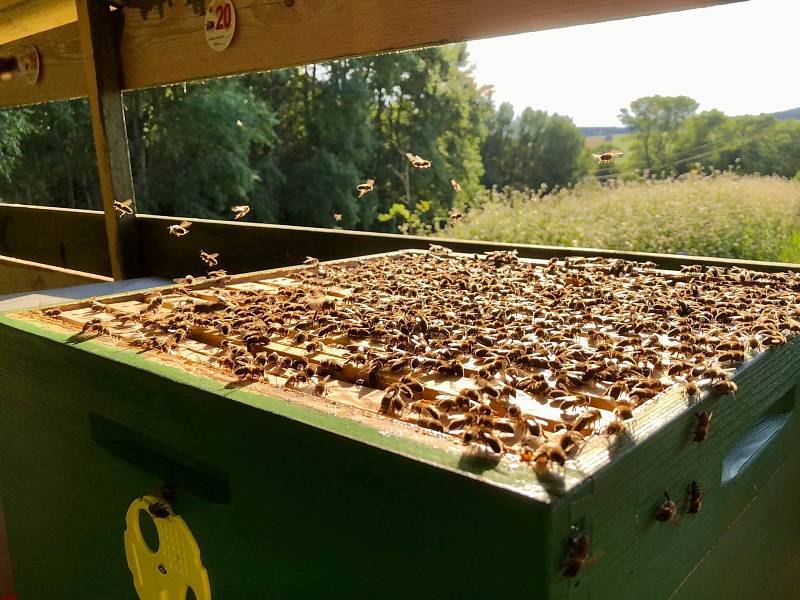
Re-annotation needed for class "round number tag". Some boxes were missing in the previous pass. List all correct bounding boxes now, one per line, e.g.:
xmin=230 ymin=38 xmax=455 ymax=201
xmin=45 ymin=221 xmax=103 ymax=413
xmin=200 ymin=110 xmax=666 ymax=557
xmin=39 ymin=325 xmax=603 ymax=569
xmin=204 ymin=0 xmax=236 ymax=52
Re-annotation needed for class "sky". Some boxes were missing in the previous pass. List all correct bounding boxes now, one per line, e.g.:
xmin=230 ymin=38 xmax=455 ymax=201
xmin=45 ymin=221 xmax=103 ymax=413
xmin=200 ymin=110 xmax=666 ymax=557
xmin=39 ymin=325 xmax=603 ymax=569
xmin=467 ymin=0 xmax=799 ymax=127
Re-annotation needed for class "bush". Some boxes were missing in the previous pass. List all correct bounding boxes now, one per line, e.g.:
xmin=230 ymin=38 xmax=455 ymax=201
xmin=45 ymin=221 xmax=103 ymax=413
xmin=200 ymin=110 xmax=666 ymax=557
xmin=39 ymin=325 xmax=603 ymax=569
xmin=442 ymin=171 xmax=800 ymax=263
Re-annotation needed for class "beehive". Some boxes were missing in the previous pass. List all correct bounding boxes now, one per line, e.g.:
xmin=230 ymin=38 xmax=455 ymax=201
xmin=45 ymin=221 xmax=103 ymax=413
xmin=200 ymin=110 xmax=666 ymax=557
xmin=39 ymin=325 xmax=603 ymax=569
xmin=1 ymin=247 xmax=799 ymax=599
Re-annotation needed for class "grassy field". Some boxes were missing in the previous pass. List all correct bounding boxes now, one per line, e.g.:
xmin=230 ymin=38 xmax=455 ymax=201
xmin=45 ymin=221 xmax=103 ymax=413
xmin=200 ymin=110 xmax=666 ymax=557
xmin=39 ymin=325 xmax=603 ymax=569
xmin=444 ymin=171 xmax=800 ymax=263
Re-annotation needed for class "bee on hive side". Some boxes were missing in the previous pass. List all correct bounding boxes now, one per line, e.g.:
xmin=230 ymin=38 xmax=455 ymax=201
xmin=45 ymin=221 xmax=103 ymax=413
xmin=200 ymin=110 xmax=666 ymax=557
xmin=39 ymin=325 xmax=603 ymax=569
xmin=167 ymin=220 xmax=192 ymax=237
xmin=655 ymin=491 xmax=677 ymax=522
xmin=200 ymin=251 xmax=220 ymax=268
xmin=687 ymin=481 xmax=703 ymax=514
xmin=144 ymin=292 xmax=163 ymax=313
xmin=613 ymin=401 xmax=634 ymax=421
xmin=603 ymin=418 xmax=625 ymax=436
xmin=42 ymin=308 xmax=62 ymax=317
xmin=693 ymin=410 xmax=713 ymax=442
xmin=231 ymin=205 xmax=250 ymax=220
xmin=563 ymin=533 xmax=591 ymax=577
xmin=207 ymin=269 xmax=228 ymax=279
xmin=712 ymin=380 xmax=737 ymax=395
xmin=405 ymin=152 xmax=432 ymax=169
xmin=356 ymin=179 xmax=375 ymax=198
xmin=148 ymin=501 xmax=171 ymax=519
xmin=173 ymin=274 xmax=195 ymax=286
xmin=113 ymin=199 xmax=133 ymax=216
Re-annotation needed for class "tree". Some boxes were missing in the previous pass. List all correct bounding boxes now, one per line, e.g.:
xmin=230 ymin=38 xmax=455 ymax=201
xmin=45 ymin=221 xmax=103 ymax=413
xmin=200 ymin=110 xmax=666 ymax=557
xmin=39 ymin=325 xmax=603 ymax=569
xmin=481 ymin=105 xmax=586 ymax=190
xmin=619 ymin=95 xmax=699 ymax=172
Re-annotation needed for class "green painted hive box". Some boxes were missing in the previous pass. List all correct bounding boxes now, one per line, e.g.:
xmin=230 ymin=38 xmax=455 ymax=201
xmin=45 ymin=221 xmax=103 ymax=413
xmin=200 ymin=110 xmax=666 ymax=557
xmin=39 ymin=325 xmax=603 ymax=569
xmin=1 ymin=249 xmax=799 ymax=599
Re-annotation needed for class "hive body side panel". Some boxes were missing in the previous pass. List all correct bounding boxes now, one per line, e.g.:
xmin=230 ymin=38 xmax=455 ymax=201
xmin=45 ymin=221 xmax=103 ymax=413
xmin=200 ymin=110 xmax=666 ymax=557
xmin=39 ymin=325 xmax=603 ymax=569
xmin=0 ymin=324 xmax=557 ymax=598
xmin=550 ymin=341 xmax=800 ymax=599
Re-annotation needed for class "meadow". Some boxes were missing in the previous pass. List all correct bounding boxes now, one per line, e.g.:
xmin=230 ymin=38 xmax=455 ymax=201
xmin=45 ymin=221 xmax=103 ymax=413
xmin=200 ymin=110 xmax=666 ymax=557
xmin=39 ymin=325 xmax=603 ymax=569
xmin=443 ymin=171 xmax=800 ymax=263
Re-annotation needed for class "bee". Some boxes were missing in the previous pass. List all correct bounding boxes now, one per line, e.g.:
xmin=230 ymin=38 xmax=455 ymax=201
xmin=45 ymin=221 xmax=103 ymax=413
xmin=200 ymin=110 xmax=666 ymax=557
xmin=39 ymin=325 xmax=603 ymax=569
xmin=462 ymin=423 xmax=504 ymax=454
xmin=655 ymin=491 xmax=676 ymax=522
xmin=283 ymin=372 xmax=310 ymax=388
xmin=450 ymin=179 xmax=462 ymax=193
xmin=207 ymin=269 xmax=228 ymax=280
xmin=604 ymin=418 xmax=625 ymax=436
xmin=435 ymin=360 xmax=464 ymax=378
xmin=333 ymin=213 xmax=343 ymax=222
xmin=592 ymin=150 xmax=624 ymax=164
xmin=570 ymin=409 xmax=601 ymax=434
xmin=449 ymin=210 xmax=462 ymax=222
xmin=532 ymin=443 xmax=567 ymax=468
xmin=113 ymin=199 xmax=134 ymax=216
xmin=313 ymin=375 xmax=331 ymax=397
xmin=563 ymin=533 xmax=591 ymax=577
xmin=200 ymin=251 xmax=220 ymax=267
xmin=303 ymin=256 xmax=320 ymax=267
xmin=356 ymin=179 xmax=375 ymax=198
xmin=231 ymin=205 xmax=251 ymax=220
xmin=147 ymin=501 xmax=171 ymax=519
xmin=712 ymin=380 xmax=737 ymax=395
xmin=42 ymin=308 xmax=62 ymax=317
xmin=687 ymin=481 xmax=703 ymax=514
xmin=693 ymin=411 xmax=712 ymax=442
xmin=405 ymin=152 xmax=432 ymax=169
xmin=173 ymin=274 xmax=195 ymax=285
xmin=684 ymin=381 xmax=700 ymax=398
xmin=167 ymin=220 xmax=192 ymax=237
xmin=613 ymin=401 xmax=634 ymax=421
xmin=144 ymin=292 xmax=163 ymax=313
xmin=557 ymin=430 xmax=584 ymax=454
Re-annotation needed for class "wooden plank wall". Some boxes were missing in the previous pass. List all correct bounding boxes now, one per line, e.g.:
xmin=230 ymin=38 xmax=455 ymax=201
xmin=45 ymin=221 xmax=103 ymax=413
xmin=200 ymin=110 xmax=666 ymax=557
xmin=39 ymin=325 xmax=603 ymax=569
xmin=0 ymin=0 xmax=741 ymax=108
xmin=0 ymin=254 xmax=111 ymax=295
xmin=0 ymin=205 xmax=796 ymax=282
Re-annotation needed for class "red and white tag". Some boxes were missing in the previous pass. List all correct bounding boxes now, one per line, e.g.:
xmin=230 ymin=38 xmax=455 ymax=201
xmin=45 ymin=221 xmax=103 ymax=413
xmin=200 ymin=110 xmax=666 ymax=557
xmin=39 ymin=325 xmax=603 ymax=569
xmin=204 ymin=0 xmax=236 ymax=52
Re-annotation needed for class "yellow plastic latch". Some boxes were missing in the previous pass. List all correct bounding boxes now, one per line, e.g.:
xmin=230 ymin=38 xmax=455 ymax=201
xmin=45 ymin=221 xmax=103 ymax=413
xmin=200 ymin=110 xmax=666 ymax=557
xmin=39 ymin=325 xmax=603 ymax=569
xmin=124 ymin=495 xmax=211 ymax=600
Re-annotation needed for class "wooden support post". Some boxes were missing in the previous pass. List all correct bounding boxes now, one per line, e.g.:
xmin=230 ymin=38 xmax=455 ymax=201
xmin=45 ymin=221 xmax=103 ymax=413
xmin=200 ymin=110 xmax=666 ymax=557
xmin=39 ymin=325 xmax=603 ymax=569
xmin=76 ymin=0 xmax=140 ymax=280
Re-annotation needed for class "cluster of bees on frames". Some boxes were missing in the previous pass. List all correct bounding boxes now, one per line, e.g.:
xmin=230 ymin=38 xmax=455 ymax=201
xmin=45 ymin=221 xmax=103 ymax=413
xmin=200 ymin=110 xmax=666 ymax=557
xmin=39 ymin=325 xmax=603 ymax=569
xmin=43 ymin=246 xmax=800 ymax=480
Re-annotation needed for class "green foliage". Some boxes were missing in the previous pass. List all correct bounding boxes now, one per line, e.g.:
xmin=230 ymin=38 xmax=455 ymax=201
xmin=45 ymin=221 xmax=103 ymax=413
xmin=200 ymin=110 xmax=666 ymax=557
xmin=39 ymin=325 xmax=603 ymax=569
xmin=619 ymin=95 xmax=699 ymax=172
xmin=126 ymin=79 xmax=277 ymax=219
xmin=443 ymin=171 xmax=800 ymax=262
xmin=0 ymin=100 xmax=100 ymax=208
xmin=481 ymin=103 xmax=586 ymax=190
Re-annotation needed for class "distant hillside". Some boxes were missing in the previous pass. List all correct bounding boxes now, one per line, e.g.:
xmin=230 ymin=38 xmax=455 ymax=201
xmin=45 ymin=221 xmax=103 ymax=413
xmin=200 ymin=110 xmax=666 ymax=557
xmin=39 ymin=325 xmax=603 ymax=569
xmin=580 ymin=107 xmax=800 ymax=137
xmin=579 ymin=126 xmax=630 ymax=137
xmin=772 ymin=107 xmax=800 ymax=121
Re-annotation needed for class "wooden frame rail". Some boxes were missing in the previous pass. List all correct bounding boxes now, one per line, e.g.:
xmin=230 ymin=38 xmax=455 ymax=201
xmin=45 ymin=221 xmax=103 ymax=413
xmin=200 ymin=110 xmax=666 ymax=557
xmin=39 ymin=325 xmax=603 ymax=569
xmin=0 ymin=205 xmax=795 ymax=284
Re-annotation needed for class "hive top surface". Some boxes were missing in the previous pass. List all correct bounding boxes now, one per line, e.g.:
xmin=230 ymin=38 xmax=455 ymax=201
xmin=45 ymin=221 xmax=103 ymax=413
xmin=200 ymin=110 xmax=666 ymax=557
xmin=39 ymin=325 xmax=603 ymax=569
xmin=4 ymin=247 xmax=800 ymax=501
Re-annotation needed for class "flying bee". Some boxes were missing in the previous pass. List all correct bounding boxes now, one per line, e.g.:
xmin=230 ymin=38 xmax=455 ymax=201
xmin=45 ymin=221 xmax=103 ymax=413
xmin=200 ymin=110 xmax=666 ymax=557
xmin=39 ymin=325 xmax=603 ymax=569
xmin=449 ymin=210 xmax=462 ymax=222
xmin=173 ymin=274 xmax=195 ymax=286
xmin=303 ymin=256 xmax=320 ymax=267
xmin=231 ymin=205 xmax=250 ymax=220
xmin=655 ymin=491 xmax=677 ymax=522
xmin=693 ymin=411 xmax=712 ymax=442
xmin=563 ymin=534 xmax=591 ymax=578
xmin=199 ymin=251 xmax=220 ymax=267
xmin=405 ymin=152 xmax=432 ymax=169
xmin=333 ymin=213 xmax=343 ymax=222
xmin=113 ymin=199 xmax=134 ymax=216
xmin=450 ymin=179 xmax=462 ymax=193
xmin=592 ymin=150 xmax=623 ymax=164
xmin=356 ymin=179 xmax=375 ymax=198
xmin=687 ymin=481 xmax=703 ymax=514
xmin=712 ymin=380 xmax=737 ymax=395
xmin=167 ymin=220 xmax=192 ymax=237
